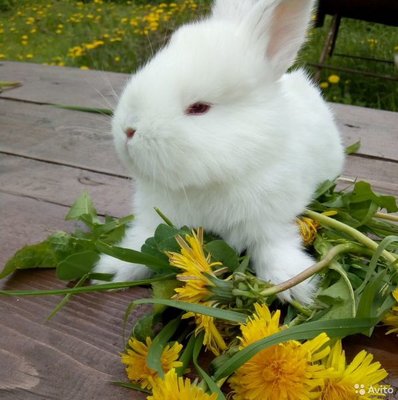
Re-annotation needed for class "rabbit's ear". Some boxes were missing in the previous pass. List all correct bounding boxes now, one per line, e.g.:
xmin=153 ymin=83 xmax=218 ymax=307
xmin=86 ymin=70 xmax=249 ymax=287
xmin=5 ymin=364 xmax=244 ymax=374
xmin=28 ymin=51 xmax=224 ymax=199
xmin=244 ymin=0 xmax=314 ymax=78
xmin=212 ymin=0 xmax=258 ymax=21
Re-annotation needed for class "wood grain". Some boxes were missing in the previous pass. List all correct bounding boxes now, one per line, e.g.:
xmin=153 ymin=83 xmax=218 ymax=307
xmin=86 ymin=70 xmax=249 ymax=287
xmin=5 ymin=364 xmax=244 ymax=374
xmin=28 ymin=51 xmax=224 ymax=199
xmin=0 ymin=61 xmax=127 ymax=109
xmin=0 ymin=99 xmax=125 ymax=176
xmin=331 ymin=103 xmax=398 ymax=162
xmin=0 ymin=154 xmax=132 ymax=217
xmin=0 ymin=193 xmax=75 ymax=266
xmin=1 ymin=270 xmax=149 ymax=400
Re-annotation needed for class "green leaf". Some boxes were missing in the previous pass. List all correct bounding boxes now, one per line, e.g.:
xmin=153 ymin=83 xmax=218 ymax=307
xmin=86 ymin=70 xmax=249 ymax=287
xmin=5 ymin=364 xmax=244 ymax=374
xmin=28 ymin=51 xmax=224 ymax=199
xmin=345 ymin=181 xmax=398 ymax=213
xmin=356 ymin=270 xmax=388 ymax=319
xmin=358 ymin=235 xmax=398 ymax=292
xmin=147 ymin=318 xmax=181 ymax=378
xmin=56 ymin=250 xmax=99 ymax=281
xmin=47 ymin=274 xmax=89 ymax=320
xmin=65 ymin=192 xmax=100 ymax=225
xmin=0 ymin=274 xmax=175 ymax=297
xmin=175 ymin=334 xmax=196 ymax=376
xmin=96 ymin=241 xmax=173 ymax=273
xmin=131 ymin=313 xmax=157 ymax=343
xmin=316 ymin=275 xmax=355 ymax=320
xmin=95 ymin=215 xmax=134 ymax=235
xmin=313 ymin=179 xmax=338 ymax=201
xmin=141 ymin=224 xmax=192 ymax=263
xmin=0 ymin=240 xmax=58 ymax=279
xmin=213 ymin=317 xmax=377 ymax=380
xmin=235 ymin=256 xmax=251 ymax=274
xmin=133 ymin=298 xmax=247 ymax=323
xmin=151 ymin=279 xmax=180 ymax=313
xmin=205 ymin=240 xmax=239 ymax=271
xmin=53 ymin=104 xmax=113 ymax=116
xmin=192 ymin=334 xmax=226 ymax=400
xmin=345 ymin=140 xmax=361 ymax=155
xmin=0 ymin=80 xmax=22 ymax=92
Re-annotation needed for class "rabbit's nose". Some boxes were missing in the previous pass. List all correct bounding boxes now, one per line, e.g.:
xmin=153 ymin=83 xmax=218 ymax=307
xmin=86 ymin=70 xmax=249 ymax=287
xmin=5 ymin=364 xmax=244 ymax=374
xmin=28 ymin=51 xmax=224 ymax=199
xmin=125 ymin=127 xmax=136 ymax=139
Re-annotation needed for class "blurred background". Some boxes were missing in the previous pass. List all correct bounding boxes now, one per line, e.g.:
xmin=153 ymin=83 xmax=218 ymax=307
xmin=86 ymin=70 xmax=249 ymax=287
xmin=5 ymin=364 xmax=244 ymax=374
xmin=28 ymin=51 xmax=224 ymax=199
xmin=0 ymin=0 xmax=397 ymax=111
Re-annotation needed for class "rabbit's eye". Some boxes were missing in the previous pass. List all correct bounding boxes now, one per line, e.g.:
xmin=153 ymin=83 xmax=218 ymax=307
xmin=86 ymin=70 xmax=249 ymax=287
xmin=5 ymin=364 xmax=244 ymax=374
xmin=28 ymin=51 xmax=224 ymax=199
xmin=185 ymin=102 xmax=211 ymax=115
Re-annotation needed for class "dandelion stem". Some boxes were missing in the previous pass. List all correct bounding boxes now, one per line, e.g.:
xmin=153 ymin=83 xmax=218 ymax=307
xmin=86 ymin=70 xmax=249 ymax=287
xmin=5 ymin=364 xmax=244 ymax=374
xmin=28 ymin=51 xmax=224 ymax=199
xmin=305 ymin=210 xmax=397 ymax=264
xmin=260 ymin=243 xmax=366 ymax=297
xmin=374 ymin=212 xmax=398 ymax=223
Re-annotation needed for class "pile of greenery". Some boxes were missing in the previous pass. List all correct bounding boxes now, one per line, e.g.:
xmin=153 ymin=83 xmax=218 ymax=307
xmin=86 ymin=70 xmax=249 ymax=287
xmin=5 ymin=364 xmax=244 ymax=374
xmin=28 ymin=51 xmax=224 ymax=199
xmin=1 ymin=177 xmax=397 ymax=398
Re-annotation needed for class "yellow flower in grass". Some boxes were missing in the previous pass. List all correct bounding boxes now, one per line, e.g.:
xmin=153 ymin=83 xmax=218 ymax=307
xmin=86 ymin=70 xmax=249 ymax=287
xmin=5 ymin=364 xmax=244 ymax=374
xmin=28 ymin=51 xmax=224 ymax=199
xmin=121 ymin=337 xmax=182 ymax=390
xmin=383 ymin=288 xmax=398 ymax=334
xmin=328 ymin=74 xmax=340 ymax=84
xmin=148 ymin=369 xmax=218 ymax=400
xmin=168 ymin=227 xmax=221 ymax=303
xmin=229 ymin=303 xmax=331 ymax=400
xmin=320 ymin=340 xmax=388 ymax=399
xmin=182 ymin=302 xmax=227 ymax=356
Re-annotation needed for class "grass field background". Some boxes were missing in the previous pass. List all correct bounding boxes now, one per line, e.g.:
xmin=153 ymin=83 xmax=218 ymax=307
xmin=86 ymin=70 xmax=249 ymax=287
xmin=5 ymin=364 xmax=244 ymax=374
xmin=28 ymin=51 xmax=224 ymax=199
xmin=0 ymin=0 xmax=397 ymax=111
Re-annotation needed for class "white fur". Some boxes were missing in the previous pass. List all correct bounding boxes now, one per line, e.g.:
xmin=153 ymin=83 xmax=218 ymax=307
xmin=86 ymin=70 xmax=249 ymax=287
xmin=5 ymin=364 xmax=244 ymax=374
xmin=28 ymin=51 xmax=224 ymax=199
xmin=94 ymin=0 xmax=345 ymax=304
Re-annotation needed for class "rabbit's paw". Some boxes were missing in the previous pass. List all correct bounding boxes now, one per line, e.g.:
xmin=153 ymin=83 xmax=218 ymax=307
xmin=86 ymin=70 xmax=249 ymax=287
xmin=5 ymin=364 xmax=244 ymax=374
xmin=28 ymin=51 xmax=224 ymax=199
xmin=92 ymin=254 xmax=151 ymax=284
xmin=254 ymin=245 xmax=320 ymax=305
xmin=277 ymin=275 xmax=319 ymax=305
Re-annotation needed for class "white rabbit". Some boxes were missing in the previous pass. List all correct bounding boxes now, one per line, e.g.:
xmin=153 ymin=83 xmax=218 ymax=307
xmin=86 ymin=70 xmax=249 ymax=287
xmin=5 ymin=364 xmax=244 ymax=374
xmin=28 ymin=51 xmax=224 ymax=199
xmin=94 ymin=0 xmax=345 ymax=304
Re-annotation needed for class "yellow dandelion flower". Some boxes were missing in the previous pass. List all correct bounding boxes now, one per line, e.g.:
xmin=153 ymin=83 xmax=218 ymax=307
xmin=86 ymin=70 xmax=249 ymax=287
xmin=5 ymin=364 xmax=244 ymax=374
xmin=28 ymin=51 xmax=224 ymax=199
xmin=0 ymin=54 xmax=6 ymax=59
xmin=229 ymin=303 xmax=331 ymax=399
xmin=121 ymin=337 xmax=182 ymax=390
xmin=328 ymin=74 xmax=340 ymax=84
xmin=182 ymin=302 xmax=227 ymax=356
xmin=168 ymin=227 xmax=221 ymax=303
xmin=297 ymin=216 xmax=320 ymax=246
xmin=148 ymin=369 xmax=218 ymax=400
xmin=239 ymin=303 xmax=283 ymax=346
xmin=320 ymin=81 xmax=329 ymax=89
xmin=383 ymin=288 xmax=398 ymax=334
xmin=230 ymin=333 xmax=331 ymax=399
xmin=321 ymin=340 xmax=388 ymax=399
xmin=297 ymin=211 xmax=337 ymax=246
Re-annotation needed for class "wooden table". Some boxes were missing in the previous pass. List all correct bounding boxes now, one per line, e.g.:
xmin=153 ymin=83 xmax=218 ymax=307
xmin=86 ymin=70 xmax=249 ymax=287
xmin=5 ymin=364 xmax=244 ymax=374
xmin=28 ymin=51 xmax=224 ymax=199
xmin=0 ymin=61 xmax=397 ymax=399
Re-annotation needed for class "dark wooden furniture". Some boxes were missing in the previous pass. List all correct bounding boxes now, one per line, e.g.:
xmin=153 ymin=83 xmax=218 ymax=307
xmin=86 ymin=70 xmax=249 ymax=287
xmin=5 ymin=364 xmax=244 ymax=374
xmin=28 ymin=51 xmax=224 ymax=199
xmin=312 ymin=0 xmax=398 ymax=81
xmin=0 ymin=62 xmax=397 ymax=399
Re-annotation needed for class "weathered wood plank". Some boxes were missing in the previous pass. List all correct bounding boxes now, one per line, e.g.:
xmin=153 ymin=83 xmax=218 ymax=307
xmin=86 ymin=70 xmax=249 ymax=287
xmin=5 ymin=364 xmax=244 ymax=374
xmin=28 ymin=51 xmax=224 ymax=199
xmin=0 ymin=99 xmax=125 ymax=176
xmin=0 ymin=61 xmax=127 ymax=110
xmin=331 ymin=103 xmax=398 ymax=162
xmin=0 ymin=154 xmax=132 ymax=218
xmin=342 ymin=156 xmax=398 ymax=196
xmin=0 ymin=193 xmax=75 ymax=266
xmin=0 ymin=268 xmax=148 ymax=400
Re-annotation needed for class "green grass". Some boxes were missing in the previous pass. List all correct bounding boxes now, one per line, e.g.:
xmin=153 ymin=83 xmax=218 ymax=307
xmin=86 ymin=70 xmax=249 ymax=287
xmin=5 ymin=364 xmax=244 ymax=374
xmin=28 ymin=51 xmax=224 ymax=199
xmin=0 ymin=0 xmax=397 ymax=111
